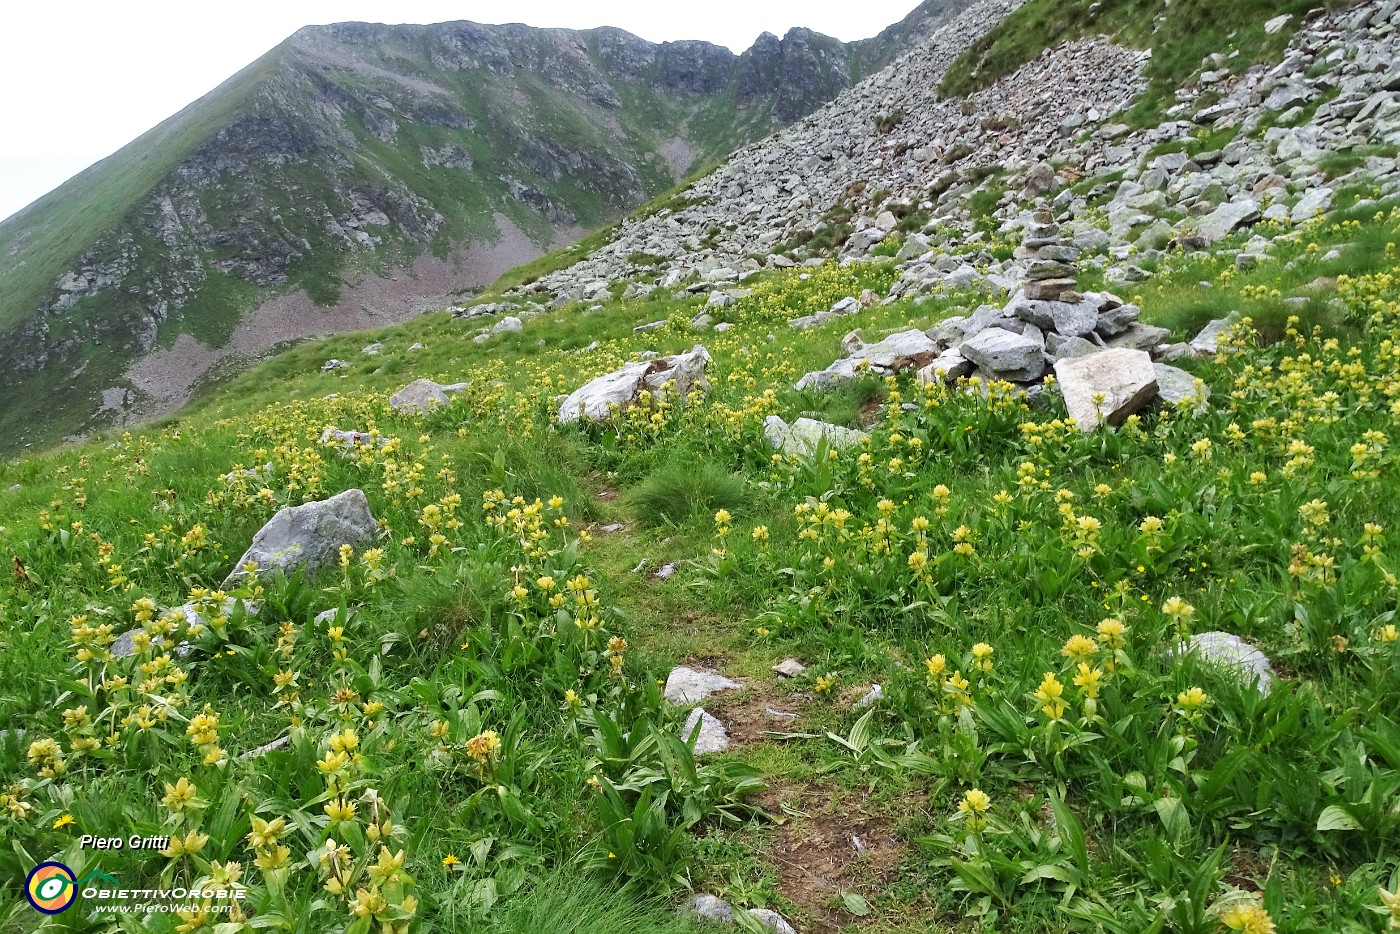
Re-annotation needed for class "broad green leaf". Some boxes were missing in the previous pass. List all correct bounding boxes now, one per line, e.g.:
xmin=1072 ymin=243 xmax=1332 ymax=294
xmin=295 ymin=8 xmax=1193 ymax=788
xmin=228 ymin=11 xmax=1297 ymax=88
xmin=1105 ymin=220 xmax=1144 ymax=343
xmin=841 ymin=892 xmax=871 ymax=916
xmin=1316 ymin=804 xmax=1361 ymax=831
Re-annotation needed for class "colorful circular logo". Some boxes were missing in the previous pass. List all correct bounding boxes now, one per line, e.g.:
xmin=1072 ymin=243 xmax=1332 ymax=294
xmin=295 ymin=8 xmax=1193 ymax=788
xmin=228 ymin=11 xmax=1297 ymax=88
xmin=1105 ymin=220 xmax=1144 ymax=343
xmin=26 ymin=861 xmax=77 ymax=914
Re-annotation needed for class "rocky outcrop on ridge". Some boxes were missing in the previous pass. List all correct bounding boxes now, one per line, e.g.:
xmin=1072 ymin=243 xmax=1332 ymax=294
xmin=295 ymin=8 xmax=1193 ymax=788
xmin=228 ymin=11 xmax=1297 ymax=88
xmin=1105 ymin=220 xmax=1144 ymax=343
xmin=481 ymin=0 xmax=1400 ymax=313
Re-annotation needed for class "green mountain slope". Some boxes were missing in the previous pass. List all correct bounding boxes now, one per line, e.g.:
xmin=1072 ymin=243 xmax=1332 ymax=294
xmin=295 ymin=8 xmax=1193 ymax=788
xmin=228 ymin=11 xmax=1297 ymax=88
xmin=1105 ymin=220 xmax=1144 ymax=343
xmin=0 ymin=3 xmax=965 ymax=458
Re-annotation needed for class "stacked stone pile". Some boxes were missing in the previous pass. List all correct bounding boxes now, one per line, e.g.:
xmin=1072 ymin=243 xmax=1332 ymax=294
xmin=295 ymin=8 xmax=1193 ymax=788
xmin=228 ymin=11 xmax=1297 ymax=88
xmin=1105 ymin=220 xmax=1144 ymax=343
xmin=792 ymin=215 xmax=1224 ymax=431
xmin=1017 ymin=210 xmax=1083 ymax=303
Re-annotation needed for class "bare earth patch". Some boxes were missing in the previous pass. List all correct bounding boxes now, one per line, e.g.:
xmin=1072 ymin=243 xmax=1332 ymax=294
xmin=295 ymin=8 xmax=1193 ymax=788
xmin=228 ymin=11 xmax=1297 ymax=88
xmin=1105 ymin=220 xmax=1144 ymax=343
xmin=761 ymin=787 xmax=911 ymax=933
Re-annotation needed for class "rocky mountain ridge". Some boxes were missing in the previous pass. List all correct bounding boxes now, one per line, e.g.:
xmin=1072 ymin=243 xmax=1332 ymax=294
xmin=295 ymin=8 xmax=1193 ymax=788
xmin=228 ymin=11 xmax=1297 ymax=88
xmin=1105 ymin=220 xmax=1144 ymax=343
xmin=478 ymin=0 xmax=1399 ymax=322
xmin=0 ymin=0 xmax=966 ymax=456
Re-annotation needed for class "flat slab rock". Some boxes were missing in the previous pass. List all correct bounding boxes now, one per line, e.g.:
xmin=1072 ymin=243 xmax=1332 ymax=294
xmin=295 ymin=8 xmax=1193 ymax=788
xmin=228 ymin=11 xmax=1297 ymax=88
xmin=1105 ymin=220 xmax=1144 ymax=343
xmin=558 ymin=345 xmax=711 ymax=423
xmin=1193 ymin=199 xmax=1261 ymax=244
xmin=1054 ymin=348 xmax=1158 ymax=432
xmin=764 ymin=415 xmax=867 ymax=458
xmin=681 ymin=708 xmax=730 ymax=756
xmin=846 ymin=329 xmax=939 ymax=373
xmin=1008 ymin=294 xmax=1099 ymax=337
xmin=111 ymin=598 xmax=262 ymax=658
xmin=224 ymin=489 xmax=379 ymax=586
xmin=664 ymin=666 xmax=740 ymax=704
xmin=1178 ymin=631 xmax=1276 ymax=694
xmin=772 ymin=658 xmax=806 ymax=678
xmin=794 ymin=357 xmax=863 ymax=392
xmin=959 ymin=327 xmax=1047 ymax=382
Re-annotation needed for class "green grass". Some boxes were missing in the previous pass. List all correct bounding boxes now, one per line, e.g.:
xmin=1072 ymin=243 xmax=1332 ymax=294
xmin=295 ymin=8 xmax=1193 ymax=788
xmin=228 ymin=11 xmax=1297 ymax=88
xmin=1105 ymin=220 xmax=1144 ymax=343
xmin=470 ymin=880 xmax=708 ymax=933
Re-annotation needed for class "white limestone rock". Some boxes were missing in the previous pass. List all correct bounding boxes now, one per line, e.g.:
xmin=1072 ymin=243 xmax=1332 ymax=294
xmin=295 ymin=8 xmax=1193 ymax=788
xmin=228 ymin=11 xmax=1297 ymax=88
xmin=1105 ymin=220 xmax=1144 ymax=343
xmin=389 ymin=379 xmax=466 ymax=414
xmin=772 ymin=658 xmax=807 ymax=678
xmin=223 ymin=490 xmax=378 ymax=586
xmin=1190 ymin=313 xmax=1242 ymax=357
xmin=959 ymin=328 xmax=1047 ymax=382
xmin=1153 ymin=363 xmax=1211 ymax=411
xmin=682 ymin=708 xmax=730 ymax=756
xmin=558 ymin=346 xmax=711 ymax=423
xmin=1181 ymin=631 xmax=1276 ymax=694
xmin=847 ymin=329 xmax=940 ymax=373
xmin=665 ymin=667 xmax=740 ymax=704
xmin=748 ymin=909 xmax=799 ymax=934
xmin=764 ymin=416 xmax=867 ymax=458
xmin=1054 ymin=349 xmax=1158 ymax=431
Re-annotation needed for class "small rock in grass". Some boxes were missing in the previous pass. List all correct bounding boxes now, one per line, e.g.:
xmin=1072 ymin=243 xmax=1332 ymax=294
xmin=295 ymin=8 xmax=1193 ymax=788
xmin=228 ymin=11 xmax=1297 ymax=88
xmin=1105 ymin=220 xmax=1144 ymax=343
xmin=747 ymin=908 xmax=798 ymax=934
xmin=772 ymin=658 xmax=806 ymax=678
xmin=854 ymin=683 xmax=884 ymax=709
xmin=238 ymin=736 xmax=290 ymax=761
xmin=1180 ymin=631 xmax=1276 ymax=695
xmin=665 ymin=667 xmax=740 ymax=704
xmin=684 ymin=894 xmax=734 ymax=923
xmin=681 ymin=708 xmax=729 ymax=755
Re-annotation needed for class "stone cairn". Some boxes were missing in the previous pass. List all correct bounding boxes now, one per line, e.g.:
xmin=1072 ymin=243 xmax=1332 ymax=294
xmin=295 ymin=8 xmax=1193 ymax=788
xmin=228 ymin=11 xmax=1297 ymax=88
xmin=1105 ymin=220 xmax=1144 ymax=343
xmin=1017 ymin=209 xmax=1082 ymax=303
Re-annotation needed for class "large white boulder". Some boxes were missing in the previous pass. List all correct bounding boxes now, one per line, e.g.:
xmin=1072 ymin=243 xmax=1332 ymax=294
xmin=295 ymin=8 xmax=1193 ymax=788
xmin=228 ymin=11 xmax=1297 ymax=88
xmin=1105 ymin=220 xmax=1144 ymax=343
xmin=1053 ymin=348 xmax=1159 ymax=431
xmin=388 ymin=379 xmax=468 ymax=414
xmin=558 ymin=346 xmax=711 ymax=424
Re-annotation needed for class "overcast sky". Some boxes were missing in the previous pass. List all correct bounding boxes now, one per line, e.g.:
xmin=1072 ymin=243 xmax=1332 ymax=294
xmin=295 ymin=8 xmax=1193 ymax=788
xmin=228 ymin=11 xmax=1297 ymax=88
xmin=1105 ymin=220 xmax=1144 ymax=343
xmin=0 ymin=0 xmax=921 ymax=222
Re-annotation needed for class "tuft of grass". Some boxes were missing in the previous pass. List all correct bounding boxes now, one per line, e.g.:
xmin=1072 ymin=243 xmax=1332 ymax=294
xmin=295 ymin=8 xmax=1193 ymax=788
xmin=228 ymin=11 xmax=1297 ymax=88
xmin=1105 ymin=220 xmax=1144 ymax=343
xmin=627 ymin=456 xmax=748 ymax=528
xmin=471 ymin=879 xmax=707 ymax=934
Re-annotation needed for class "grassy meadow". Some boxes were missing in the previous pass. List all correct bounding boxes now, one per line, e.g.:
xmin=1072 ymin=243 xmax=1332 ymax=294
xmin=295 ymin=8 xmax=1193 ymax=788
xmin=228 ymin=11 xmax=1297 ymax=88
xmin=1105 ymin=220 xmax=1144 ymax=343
xmin=1 ymin=185 xmax=1399 ymax=932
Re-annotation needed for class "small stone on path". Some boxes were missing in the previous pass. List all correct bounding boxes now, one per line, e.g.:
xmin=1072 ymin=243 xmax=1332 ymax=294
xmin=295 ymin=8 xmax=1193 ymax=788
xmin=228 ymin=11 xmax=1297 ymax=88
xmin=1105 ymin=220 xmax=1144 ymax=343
xmin=772 ymin=658 xmax=806 ymax=678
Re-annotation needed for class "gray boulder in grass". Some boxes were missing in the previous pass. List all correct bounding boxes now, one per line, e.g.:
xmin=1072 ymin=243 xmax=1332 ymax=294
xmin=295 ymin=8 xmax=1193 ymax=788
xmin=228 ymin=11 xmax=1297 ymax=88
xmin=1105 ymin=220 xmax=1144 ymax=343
xmin=1180 ymin=631 xmax=1277 ymax=695
xmin=223 ymin=489 xmax=378 ymax=586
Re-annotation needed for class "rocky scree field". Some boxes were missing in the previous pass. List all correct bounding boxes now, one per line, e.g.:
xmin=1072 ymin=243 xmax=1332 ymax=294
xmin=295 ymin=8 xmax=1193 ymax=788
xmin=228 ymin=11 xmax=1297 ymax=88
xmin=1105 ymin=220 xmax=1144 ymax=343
xmin=3 ymin=0 xmax=1400 ymax=933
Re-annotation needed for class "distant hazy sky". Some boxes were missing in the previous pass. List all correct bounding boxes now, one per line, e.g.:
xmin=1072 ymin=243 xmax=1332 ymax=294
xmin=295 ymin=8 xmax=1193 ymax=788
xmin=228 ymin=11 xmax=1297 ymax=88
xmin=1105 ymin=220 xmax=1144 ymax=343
xmin=0 ymin=0 xmax=921 ymax=222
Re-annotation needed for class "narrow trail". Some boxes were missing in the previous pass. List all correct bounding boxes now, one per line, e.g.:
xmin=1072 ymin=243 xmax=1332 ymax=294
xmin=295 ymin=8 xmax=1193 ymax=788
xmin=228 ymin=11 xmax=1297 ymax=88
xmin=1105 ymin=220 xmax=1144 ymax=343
xmin=578 ymin=479 xmax=936 ymax=933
